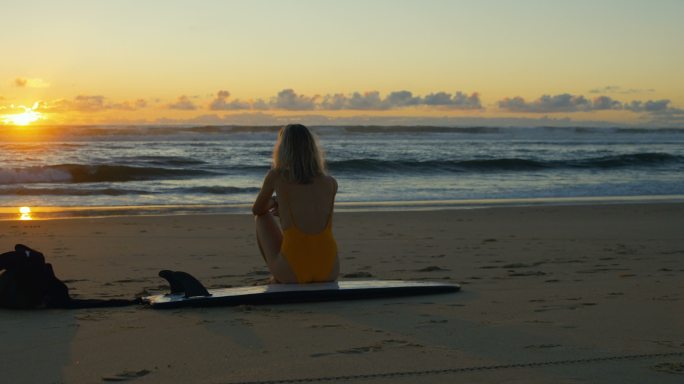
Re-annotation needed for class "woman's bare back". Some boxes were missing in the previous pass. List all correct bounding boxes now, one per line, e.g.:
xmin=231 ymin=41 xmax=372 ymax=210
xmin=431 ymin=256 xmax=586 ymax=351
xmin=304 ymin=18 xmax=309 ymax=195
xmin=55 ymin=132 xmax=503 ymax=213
xmin=276 ymin=175 xmax=337 ymax=234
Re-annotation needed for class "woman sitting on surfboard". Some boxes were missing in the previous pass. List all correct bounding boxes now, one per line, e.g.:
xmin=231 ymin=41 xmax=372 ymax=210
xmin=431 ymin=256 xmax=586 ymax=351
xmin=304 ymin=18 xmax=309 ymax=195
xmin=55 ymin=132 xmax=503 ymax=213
xmin=252 ymin=124 xmax=339 ymax=284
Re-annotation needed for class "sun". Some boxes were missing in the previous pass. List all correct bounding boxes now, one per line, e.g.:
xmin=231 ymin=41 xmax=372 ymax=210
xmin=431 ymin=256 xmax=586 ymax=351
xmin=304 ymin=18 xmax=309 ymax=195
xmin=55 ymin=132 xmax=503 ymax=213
xmin=1 ymin=102 xmax=44 ymax=126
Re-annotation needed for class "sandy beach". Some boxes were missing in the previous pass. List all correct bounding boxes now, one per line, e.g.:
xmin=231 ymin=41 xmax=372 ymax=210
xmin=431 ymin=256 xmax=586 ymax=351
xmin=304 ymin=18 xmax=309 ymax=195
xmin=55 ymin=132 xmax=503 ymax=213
xmin=1 ymin=203 xmax=683 ymax=383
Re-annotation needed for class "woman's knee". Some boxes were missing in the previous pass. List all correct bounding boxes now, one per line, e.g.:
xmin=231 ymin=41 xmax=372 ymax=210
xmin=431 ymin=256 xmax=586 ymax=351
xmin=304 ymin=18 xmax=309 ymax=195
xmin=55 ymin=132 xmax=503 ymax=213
xmin=255 ymin=212 xmax=278 ymax=227
xmin=254 ymin=212 xmax=268 ymax=224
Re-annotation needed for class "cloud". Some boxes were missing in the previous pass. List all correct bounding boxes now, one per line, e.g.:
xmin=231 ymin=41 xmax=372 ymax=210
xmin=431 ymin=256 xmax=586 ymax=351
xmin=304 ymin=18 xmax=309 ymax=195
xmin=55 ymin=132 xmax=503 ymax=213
xmin=263 ymin=89 xmax=482 ymax=111
xmin=498 ymin=94 xmax=592 ymax=113
xmin=13 ymin=77 xmax=50 ymax=88
xmin=423 ymin=92 xmax=455 ymax=105
xmin=46 ymin=95 xmax=147 ymax=112
xmin=322 ymin=91 xmax=384 ymax=110
xmin=168 ymin=95 xmax=197 ymax=110
xmin=384 ymin=91 xmax=422 ymax=108
xmin=624 ymin=99 xmax=671 ymax=112
xmin=269 ymin=89 xmax=318 ymax=111
xmin=498 ymin=94 xmax=627 ymax=113
xmin=319 ymin=93 xmax=347 ymax=110
xmin=110 ymin=99 xmax=147 ymax=110
xmin=498 ymin=93 xmax=683 ymax=123
xmin=252 ymin=99 xmax=270 ymax=110
xmin=627 ymin=99 xmax=684 ymax=126
xmin=347 ymin=91 xmax=385 ymax=110
xmin=321 ymin=91 xmax=381 ymax=110
xmin=590 ymin=96 xmax=623 ymax=111
xmin=423 ymin=91 xmax=482 ymax=109
xmin=200 ymin=89 xmax=483 ymax=112
xmin=589 ymin=85 xmax=655 ymax=94
xmin=208 ymin=90 xmax=251 ymax=111
xmin=319 ymin=90 xmax=482 ymax=110
xmin=647 ymin=107 xmax=684 ymax=126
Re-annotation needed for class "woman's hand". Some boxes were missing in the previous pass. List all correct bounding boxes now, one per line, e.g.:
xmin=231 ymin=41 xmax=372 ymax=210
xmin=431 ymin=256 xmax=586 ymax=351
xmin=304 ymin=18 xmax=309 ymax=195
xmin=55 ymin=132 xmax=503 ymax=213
xmin=252 ymin=170 xmax=277 ymax=216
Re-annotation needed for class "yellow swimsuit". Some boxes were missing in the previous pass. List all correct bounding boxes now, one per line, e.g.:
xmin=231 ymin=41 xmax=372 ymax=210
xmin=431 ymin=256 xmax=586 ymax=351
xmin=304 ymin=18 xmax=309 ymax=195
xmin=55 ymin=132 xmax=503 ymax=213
xmin=280 ymin=191 xmax=337 ymax=283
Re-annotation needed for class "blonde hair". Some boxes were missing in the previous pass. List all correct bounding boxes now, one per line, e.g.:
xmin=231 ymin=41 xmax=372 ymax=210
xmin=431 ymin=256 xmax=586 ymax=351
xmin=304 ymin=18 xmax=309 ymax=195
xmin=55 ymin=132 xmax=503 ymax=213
xmin=272 ymin=124 xmax=326 ymax=183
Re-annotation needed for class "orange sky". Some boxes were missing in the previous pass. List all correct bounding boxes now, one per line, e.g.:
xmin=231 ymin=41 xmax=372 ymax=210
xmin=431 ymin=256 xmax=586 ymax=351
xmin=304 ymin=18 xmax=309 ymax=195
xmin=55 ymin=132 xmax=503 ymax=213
xmin=1 ymin=1 xmax=683 ymax=127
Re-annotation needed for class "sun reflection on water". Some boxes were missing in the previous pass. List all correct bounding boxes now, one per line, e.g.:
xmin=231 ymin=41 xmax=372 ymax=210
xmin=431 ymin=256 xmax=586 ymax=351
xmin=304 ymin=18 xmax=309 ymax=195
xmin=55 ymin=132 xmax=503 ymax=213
xmin=19 ymin=207 xmax=33 ymax=220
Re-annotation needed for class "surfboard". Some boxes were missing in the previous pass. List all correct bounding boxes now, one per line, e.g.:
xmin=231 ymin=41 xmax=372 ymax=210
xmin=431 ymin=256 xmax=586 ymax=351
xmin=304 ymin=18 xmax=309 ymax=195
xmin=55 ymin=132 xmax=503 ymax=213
xmin=142 ymin=280 xmax=460 ymax=309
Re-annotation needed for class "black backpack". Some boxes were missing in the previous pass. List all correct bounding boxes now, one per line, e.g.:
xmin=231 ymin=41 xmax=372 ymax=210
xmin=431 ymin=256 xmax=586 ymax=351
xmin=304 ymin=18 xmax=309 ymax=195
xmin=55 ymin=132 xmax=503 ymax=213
xmin=0 ymin=244 xmax=138 ymax=309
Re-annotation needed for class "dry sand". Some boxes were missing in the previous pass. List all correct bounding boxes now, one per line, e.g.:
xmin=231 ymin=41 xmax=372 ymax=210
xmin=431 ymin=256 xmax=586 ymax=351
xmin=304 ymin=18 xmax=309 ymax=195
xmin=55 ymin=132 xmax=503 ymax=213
xmin=1 ymin=203 xmax=683 ymax=383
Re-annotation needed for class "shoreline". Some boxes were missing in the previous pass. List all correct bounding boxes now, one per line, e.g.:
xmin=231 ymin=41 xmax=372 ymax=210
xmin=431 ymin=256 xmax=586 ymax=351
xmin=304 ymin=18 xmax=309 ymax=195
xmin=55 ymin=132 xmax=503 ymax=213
xmin=2 ymin=194 xmax=684 ymax=220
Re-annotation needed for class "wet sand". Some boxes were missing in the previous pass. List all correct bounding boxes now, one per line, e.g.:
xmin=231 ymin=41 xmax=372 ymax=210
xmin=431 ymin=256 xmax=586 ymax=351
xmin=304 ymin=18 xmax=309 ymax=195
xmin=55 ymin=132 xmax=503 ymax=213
xmin=1 ymin=203 xmax=683 ymax=383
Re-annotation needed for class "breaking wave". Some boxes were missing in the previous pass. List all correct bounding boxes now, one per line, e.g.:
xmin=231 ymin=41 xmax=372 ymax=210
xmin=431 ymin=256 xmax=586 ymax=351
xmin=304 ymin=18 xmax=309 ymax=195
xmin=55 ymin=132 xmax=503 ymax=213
xmin=327 ymin=153 xmax=683 ymax=173
xmin=0 ymin=164 xmax=217 ymax=184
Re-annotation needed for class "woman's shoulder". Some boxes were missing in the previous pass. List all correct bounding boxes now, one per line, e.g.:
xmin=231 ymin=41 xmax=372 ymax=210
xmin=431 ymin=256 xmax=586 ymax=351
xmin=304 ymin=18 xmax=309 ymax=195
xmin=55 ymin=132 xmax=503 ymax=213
xmin=266 ymin=169 xmax=282 ymax=182
xmin=320 ymin=174 xmax=338 ymax=193
xmin=329 ymin=175 xmax=338 ymax=191
xmin=262 ymin=169 xmax=285 ymax=191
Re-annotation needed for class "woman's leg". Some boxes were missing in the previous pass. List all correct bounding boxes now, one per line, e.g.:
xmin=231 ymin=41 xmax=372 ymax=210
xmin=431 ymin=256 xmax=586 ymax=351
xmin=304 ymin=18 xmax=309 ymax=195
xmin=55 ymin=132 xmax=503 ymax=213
xmin=255 ymin=213 xmax=297 ymax=283
xmin=255 ymin=212 xmax=282 ymax=264
xmin=327 ymin=256 xmax=340 ymax=281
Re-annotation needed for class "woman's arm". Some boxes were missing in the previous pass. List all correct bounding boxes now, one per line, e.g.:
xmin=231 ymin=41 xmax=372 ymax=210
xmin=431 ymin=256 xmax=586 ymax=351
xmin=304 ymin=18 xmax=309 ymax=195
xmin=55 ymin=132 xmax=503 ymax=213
xmin=252 ymin=170 xmax=278 ymax=216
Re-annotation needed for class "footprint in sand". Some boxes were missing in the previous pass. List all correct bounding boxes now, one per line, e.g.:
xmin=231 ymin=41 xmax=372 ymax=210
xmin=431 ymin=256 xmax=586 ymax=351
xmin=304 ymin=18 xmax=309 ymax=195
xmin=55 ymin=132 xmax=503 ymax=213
xmin=508 ymin=271 xmax=546 ymax=277
xmin=101 ymin=369 xmax=151 ymax=382
xmin=310 ymin=339 xmax=421 ymax=358
xmin=524 ymin=344 xmax=562 ymax=349
xmin=651 ymin=362 xmax=684 ymax=374
xmin=246 ymin=270 xmax=270 ymax=276
xmin=343 ymin=271 xmax=374 ymax=278
xmin=659 ymin=250 xmax=684 ymax=255
xmin=112 ymin=278 xmax=151 ymax=284
xmin=619 ymin=273 xmax=637 ymax=278
xmin=416 ymin=266 xmax=449 ymax=272
xmin=308 ymin=324 xmax=343 ymax=329
xmin=503 ymin=263 xmax=531 ymax=268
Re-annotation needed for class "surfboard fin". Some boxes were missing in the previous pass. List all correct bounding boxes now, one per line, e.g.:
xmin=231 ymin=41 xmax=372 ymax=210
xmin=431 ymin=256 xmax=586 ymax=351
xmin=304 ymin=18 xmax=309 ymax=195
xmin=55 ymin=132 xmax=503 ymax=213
xmin=158 ymin=270 xmax=211 ymax=298
xmin=173 ymin=271 xmax=211 ymax=298
xmin=159 ymin=270 xmax=185 ymax=295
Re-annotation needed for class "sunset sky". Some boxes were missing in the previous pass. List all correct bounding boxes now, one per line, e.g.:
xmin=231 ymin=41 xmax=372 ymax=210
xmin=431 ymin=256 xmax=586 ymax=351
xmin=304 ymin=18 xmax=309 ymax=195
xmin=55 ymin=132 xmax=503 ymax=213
xmin=1 ymin=0 xmax=683 ymax=127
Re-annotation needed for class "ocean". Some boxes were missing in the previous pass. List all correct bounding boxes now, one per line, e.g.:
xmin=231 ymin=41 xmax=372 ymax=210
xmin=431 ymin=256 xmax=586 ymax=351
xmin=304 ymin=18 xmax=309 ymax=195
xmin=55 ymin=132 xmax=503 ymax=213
xmin=1 ymin=126 xmax=683 ymax=219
